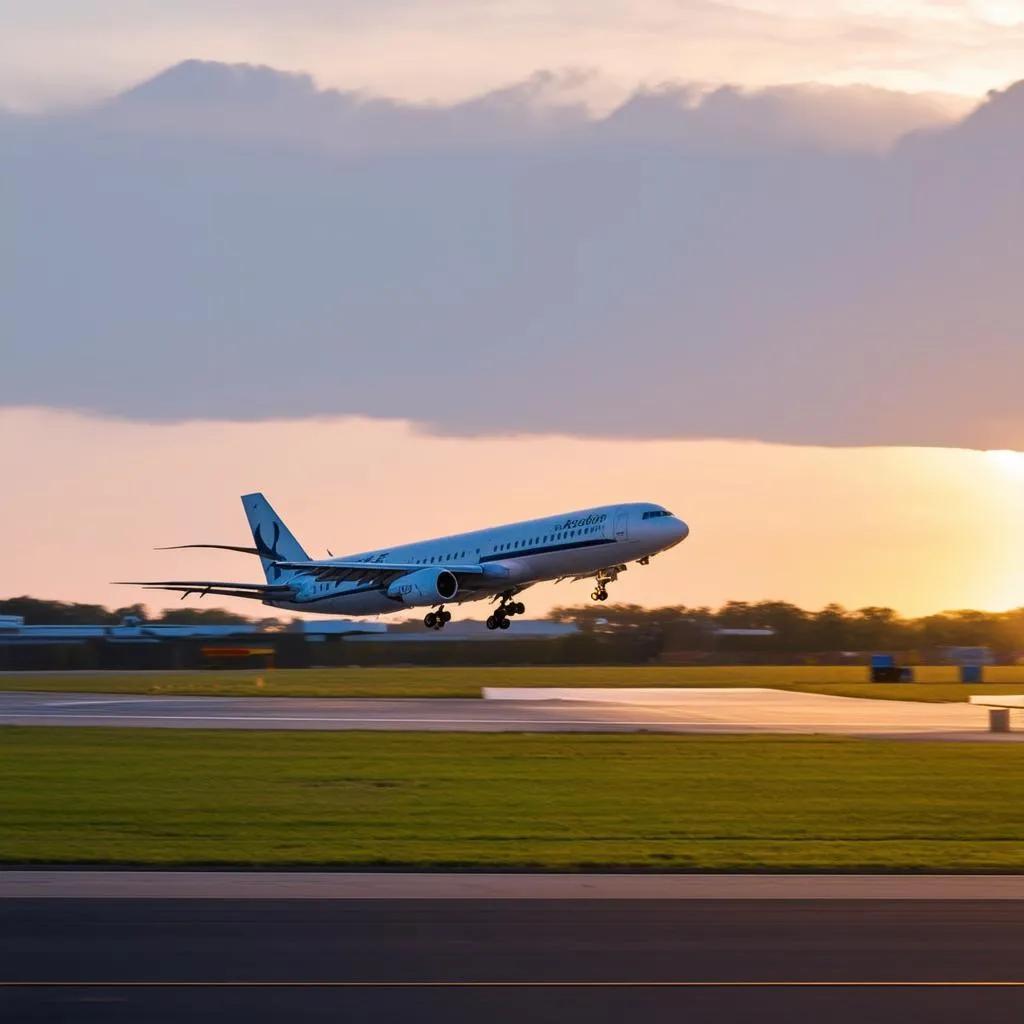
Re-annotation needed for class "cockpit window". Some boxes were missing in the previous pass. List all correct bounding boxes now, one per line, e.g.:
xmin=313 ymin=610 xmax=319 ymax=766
xmin=642 ymin=510 xmax=673 ymax=520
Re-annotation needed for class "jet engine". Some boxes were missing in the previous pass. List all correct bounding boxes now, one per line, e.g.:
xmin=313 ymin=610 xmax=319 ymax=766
xmin=386 ymin=567 xmax=459 ymax=605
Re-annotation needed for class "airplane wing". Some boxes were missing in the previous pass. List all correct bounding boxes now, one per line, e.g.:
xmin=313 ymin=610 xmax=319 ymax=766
xmin=114 ymin=580 xmax=296 ymax=601
xmin=273 ymin=560 xmax=486 ymax=585
xmin=153 ymin=546 xmax=488 ymax=586
xmin=118 ymin=561 xmax=490 ymax=600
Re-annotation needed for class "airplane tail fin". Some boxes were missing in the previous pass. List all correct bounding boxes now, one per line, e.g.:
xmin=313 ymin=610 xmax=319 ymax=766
xmin=241 ymin=493 xmax=310 ymax=583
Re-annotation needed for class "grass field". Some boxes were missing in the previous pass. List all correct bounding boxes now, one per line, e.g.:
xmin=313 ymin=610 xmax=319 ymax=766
xmin=2 ymin=664 xmax=1024 ymax=702
xmin=4 ymin=727 xmax=1024 ymax=871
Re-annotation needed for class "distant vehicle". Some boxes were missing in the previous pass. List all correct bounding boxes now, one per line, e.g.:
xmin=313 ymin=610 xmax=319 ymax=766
xmin=120 ymin=493 xmax=689 ymax=631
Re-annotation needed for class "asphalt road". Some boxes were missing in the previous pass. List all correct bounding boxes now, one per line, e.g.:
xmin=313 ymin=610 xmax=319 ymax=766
xmin=1 ymin=688 xmax=1017 ymax=739
xmin=4 ymin=899 xmax=1024 ymax=1022
xmin=0 ymin=691 xmax=714 ymax=732
xmin=8 ymin=870 xmax=1024 ymax=899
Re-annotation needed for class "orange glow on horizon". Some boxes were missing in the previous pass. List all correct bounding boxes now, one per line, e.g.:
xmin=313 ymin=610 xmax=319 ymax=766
xmin=4 ymin=408 xmax=1024 ymax=620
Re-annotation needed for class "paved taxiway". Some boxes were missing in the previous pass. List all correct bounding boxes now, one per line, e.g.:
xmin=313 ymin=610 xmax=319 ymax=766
xmin=5 ymin=896 xmax=1024 ymax=1023
xmin=0 ymin=687 xmax=1018 ymax=739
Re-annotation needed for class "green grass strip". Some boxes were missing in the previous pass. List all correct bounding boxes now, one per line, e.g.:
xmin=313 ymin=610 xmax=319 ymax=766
xmin=3 ymin=727 xmax=1024 ymax=871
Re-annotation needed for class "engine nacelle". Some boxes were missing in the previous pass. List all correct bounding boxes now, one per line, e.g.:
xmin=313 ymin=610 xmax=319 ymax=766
xmin=386 ymin=567 xmax=459 ymax=605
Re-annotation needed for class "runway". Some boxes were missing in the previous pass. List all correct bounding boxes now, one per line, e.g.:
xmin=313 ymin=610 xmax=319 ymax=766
xmin=0 ymin=687 xmax=1017 ymax=739
xmin=7 ymin=871 xmax=1024 ymax=899
xmin=4 ymin=896 xmax=1024 ymax=1022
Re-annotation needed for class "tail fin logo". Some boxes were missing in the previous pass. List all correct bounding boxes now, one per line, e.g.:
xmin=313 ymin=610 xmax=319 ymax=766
xmin=253 ymin=521 xmax=286 ymax=579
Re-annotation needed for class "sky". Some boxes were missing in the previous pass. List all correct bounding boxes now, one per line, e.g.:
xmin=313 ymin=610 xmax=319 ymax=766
xmin=3 ymin=1 xmax=1024 ymax=619
xmin=4 ymin=408 xmax=1024 ymax=620
xmin=2 ymin=1 xmax=1024 ymax=109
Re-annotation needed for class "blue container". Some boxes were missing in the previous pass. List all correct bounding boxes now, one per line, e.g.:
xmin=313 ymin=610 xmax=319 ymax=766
xmin=870 ymin=653 xmax=901 ymax=682
xmin=960 ymin=665 xmax=983 ymax=684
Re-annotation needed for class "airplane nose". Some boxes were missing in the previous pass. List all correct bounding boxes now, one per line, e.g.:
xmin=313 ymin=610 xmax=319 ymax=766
xmin=657 ymin=515 xmax=688 ymax=547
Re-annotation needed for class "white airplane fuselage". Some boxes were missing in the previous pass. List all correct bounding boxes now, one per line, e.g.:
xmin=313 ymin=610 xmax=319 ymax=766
xmin=271 ymin=502 xmax=688 ymax=616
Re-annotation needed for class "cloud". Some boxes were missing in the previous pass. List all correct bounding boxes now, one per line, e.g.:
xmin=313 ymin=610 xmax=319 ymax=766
xmin=597 ymin=81 xmax=963 ymax=153
xmin=84 ymin=60 xmax=596 ymax=151
xmin=4 ymin=61 xmax=1024 ymax=448
xmin=76 ymin=61 xmax=958 ymax=154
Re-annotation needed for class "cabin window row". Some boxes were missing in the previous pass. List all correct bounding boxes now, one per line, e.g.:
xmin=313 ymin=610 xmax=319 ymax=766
xmin=413 ymin=550 xmax=470 ymax=565
xmin=403 ymin=523 xmax=605 ymax=564
xmin=492 ymin=524 xmax=602 ymax=554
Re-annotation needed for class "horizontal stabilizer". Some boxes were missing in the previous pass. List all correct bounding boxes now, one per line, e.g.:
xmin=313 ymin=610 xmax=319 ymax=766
xmin=156 ymin=544 xmax=262 ymax=556
xmin=114 ymin=580 xmax=294 ymax=602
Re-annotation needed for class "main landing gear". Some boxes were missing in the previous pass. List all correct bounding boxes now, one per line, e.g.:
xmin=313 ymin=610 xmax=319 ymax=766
xmin=591 ymin=565 xmax=625 ymax=603
xmin=486 ymin=594 xmax=526 ymax=631
xmin=424 ymin=607 xmax=452 ymax=630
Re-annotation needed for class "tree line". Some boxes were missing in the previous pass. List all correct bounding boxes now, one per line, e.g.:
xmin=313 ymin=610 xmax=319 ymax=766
xmin=5 ymin=595 xmax=1024 ymax=656
xmin=545 ymin=601 xmax=1024 ymax=656
xmin=0 ymin=596 xmax=273 ymax=628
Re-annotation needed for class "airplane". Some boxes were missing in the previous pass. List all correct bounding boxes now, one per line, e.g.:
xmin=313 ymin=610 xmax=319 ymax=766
xmin=119 ymin=493 xmax=689 ymax=631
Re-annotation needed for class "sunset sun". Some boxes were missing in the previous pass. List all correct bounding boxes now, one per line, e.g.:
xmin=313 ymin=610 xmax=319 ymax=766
xmin=983 ymin=449 xmax=1024 ymax=479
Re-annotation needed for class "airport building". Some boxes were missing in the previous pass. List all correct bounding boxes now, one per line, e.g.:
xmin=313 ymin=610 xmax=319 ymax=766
xmin=0 ymin=615 xmax=380 ymax=671
xmin=0 ymin=614 xmax=593 ymax=670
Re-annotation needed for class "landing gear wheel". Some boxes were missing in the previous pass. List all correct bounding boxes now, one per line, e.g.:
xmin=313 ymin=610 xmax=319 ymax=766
xmin=600 ymin=592 xmax=608 ymax=602
xmin=486 ymin=615 xmax=499 ymax=630
xmin=426 ymin=607 xmax=452 ymax=630
xmin=492 ymin=591 xmax=521 ymax=627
